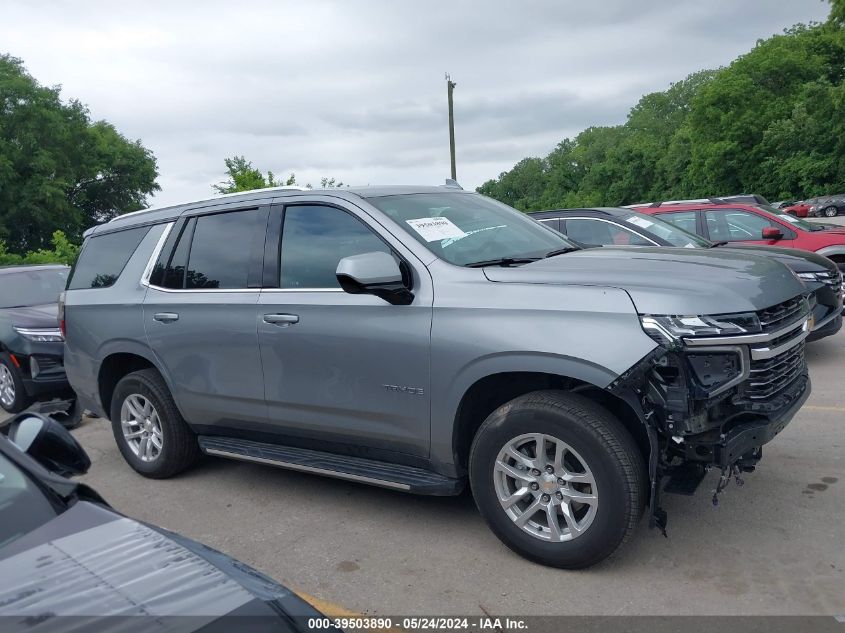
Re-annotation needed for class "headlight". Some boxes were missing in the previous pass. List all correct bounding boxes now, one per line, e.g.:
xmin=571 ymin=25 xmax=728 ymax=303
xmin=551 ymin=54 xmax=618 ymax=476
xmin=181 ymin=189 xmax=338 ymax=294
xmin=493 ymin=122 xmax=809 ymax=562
xmin=13 ymin=327 xmax=64 ymax=343
xmin=640 ymin=313 xmax=761 ymax=345
xmin=796 ymin=272 xmax=821 ymax=282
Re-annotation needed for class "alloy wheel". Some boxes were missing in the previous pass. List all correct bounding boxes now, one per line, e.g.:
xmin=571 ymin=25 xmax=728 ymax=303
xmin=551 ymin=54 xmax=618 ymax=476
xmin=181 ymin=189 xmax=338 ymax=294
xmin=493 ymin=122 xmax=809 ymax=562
xmin=120 ymin=394 xmax=163 ymax=462
xmin=493 ymin=433 xmax=598 ymax=542
xmin=0 ymin=364 xmax=15 ymax=408
xmin=825 ymin=206 xmax=838 ymax=217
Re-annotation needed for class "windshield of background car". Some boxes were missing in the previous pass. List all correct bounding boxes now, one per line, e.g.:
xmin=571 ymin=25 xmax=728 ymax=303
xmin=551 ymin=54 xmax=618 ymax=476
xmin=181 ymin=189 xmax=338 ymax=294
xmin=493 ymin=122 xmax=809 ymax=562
xmin=368 ymin=193 xmax=576 ymax=266
xmin=0 ymin=451 xmax=58 ymax=548
xmin=618 ymin=211 xmax=710 ymax=248
xmin=758 ymin=205 xmax=825 ymax=231
xmin=0 ymin=268 xmax=69 ymax=309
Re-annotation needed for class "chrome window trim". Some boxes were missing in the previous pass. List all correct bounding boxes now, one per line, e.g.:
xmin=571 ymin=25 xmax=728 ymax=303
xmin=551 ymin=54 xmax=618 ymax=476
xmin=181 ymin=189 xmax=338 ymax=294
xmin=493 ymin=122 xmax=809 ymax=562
xmin=561 ymin=217 xmax=660 ymax=246
xmin=140 ymin=222 xmax=175 ymax=288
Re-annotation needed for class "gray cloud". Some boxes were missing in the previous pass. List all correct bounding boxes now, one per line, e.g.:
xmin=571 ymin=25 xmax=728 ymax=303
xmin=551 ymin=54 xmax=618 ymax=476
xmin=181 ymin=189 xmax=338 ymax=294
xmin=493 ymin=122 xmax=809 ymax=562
xmin=1 ymin=0 xmax=830 ymax=205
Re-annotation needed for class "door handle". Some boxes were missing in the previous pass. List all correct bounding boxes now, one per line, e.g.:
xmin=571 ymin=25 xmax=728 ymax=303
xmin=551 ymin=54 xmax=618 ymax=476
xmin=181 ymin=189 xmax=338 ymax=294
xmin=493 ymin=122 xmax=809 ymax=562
xmin=153 ymin=312 xmax=179 ymax=323
xmin=264 ymin=313 xmax=299 ymax=326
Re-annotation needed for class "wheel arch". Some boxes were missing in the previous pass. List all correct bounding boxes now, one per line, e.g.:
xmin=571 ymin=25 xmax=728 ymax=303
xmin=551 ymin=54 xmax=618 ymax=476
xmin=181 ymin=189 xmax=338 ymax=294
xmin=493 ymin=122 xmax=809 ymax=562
xmin=448 ymin=366 xmax=649 ymax=478
xmin=97 ymin=343 xmax=179 ymax=421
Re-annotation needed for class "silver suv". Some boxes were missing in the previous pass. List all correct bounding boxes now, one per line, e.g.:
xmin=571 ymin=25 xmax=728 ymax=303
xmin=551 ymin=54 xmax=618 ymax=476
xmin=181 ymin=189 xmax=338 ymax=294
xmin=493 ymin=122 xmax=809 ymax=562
xmin=62 ymin=184 xmax=812 ymax=568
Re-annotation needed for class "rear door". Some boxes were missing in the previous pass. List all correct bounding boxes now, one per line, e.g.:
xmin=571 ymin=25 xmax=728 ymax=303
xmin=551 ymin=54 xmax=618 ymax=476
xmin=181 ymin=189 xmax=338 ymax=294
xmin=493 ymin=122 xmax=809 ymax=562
xmin=142 ymin=204 xmax=269 ymax=430
xmin=256 ymin=200 xmax=433 ymax=458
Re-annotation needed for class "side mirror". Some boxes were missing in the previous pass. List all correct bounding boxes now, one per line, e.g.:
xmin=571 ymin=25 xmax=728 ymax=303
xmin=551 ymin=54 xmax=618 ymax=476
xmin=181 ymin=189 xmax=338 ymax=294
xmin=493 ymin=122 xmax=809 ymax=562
xmin=336 ymin=251 xmax=414 ymax=306
xmin=762 ymin=227 xmax=783 ymax=240
xmin=4 ymin=412 xmax=90 ymax=477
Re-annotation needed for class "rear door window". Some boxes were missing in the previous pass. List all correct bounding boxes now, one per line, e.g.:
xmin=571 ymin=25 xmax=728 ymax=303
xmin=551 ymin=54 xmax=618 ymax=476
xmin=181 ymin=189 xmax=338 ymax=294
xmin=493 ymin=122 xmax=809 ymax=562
xmin=68 ymin=226 xmax=151 ymax=289
xmin=656 ymin=211 xmax=698 ymax=235
xmin=564 ymin=218 xmax=653 ymax=246
xmin=184 ymin=209 xmax=266 ymax=289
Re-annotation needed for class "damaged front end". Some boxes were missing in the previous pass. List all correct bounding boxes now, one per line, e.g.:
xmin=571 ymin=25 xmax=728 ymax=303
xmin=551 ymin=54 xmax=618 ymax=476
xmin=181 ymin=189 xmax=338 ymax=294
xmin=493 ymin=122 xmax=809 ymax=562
xmin=609 ymin=295 xmax=813 ymax=534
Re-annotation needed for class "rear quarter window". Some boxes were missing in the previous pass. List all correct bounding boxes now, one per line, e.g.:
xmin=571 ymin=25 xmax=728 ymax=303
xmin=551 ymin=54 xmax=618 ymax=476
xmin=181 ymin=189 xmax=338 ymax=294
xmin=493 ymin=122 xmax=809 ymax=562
xmin=67 ymin=226 xmax=151 ymax=290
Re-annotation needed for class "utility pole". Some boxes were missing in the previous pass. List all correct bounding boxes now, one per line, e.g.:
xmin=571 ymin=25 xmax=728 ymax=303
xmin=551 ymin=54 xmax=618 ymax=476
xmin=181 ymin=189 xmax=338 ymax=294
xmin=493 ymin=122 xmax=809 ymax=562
xmin=446 ymin=73 xmax=457 ymax=180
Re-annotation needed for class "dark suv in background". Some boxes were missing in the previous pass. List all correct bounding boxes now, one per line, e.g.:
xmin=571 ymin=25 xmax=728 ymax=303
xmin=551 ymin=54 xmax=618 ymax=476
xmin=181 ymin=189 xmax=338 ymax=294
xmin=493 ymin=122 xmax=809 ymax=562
xmin=530 ymin=207 xmax=843 ymax=342
xmin=0 ymin=265 xmax=79 ymax=424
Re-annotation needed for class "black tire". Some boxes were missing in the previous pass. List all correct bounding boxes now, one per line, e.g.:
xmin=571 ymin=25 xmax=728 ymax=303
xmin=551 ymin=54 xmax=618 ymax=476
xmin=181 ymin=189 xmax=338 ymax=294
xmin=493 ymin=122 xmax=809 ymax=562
xmin=110 ymin=369 xmax=200 ymax=478
xmin=469 ymin=390 xmax=646 ymax=569
xmin=0 ymin=352 xmax=32 ymax=413
xmin=824 ymin=206 xmax=838 ymax=217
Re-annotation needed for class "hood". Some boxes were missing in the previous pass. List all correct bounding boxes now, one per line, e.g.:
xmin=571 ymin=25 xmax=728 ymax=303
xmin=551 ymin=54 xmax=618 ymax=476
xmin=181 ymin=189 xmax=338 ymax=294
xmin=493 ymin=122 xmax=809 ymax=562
xmin=0 ymin=303 xmax=59 ymax=328
xmin=721 ymin=244 xmax=835 ymax=273
xmin=0 ymin=501 xmax=317 ymax=628
xmin=483 ymin=246 xmax=807 ymax=315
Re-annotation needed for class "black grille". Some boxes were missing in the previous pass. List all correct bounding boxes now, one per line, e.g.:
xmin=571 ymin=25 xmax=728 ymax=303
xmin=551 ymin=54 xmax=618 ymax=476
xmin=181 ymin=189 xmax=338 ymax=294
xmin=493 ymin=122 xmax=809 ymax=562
xmin=756 ymin=296 xmax=807 ymax=332
xmin=745 ymin=342 xmax=805 ymax=400
xmin=818 ymin=269 xmax=843 ymax=298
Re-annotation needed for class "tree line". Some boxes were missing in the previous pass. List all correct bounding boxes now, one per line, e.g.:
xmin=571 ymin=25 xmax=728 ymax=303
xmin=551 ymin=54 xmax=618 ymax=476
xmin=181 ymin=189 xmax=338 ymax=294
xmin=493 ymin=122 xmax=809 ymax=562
xmin=478 ymin=3 xmax=845 ymax=210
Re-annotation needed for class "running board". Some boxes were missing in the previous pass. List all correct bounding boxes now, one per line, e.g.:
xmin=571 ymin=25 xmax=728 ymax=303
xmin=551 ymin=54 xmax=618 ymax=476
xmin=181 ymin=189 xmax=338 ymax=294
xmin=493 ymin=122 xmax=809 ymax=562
xmin=198 ymin=436 xmax=463 ymax=496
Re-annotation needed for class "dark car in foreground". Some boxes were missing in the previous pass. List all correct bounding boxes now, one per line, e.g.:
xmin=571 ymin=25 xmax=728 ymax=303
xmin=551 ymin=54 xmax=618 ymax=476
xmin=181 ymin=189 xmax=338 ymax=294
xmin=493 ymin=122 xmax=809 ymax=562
xmin=0 ymin=412 xmax=321 ymax=631
xmin=0 ymin=265 xmax=80 ymax=426
xmin=530 ymin=207 xmax=843 ymax=342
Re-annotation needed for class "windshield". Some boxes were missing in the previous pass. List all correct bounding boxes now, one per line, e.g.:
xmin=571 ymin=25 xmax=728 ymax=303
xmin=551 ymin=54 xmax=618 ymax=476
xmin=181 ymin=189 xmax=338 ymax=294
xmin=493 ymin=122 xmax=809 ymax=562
xmin=757 ymin=205 xmax=825 ymax=232
xmin=617 ymin=211 xmax=711 ymax=248
xmin=0 ymin=268 xmax=69 ymax=308
xmin=368 ymin=193 xmax=577 ymax=266
xmin=0 ymin=450 xmax=58 ymax=548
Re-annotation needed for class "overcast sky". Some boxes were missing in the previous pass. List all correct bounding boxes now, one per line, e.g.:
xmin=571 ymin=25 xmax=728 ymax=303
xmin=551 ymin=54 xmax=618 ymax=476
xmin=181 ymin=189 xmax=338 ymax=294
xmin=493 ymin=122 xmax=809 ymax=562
xmin=1 ymin=0 xmax=830 ymax=206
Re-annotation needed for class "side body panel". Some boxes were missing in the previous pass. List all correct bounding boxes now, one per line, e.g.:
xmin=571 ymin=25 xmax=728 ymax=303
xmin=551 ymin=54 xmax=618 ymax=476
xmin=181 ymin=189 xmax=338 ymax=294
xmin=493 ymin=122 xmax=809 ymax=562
xmin=425 ymin=259 xmax=657 ymax=473
xmin=63 ymin=225 xmax=166 ymax=417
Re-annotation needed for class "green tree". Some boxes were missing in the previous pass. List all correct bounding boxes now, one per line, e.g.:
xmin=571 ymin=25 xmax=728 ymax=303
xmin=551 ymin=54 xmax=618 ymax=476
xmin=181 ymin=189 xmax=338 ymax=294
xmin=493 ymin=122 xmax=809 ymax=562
xmin=0 ymin=230 xmax=79 ymax=266
xmin=0 ymin=55 xmax=159 ymax=254
xmin=212 ymin=155 xmax=297 ymax=194
xmin=213 ymin=156 xmax=345 ymax=193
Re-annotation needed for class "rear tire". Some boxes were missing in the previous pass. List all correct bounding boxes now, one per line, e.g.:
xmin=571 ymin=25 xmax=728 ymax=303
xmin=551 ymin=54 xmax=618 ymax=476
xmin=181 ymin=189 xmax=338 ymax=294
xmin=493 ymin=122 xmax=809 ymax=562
xmin=469 ymin=390 xmax=646 ymax=569
xmin=110 ymin=369 xmax=200 ymax=478
xmin=0 ymin=353 xmax=31 ymax=413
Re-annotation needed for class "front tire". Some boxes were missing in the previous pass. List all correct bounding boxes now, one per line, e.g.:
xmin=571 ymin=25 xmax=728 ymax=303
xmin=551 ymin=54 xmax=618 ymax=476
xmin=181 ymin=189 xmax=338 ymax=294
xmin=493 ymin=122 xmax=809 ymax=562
xmin=824 ymin=206 xmax=839 ymax=217
xmin=469 ymin=390 xmax=646 ymax=569
xmin=110 ymin=369 xmax=200 ymax=478
xmin=0 ymin=353 xmax=31 ymax=413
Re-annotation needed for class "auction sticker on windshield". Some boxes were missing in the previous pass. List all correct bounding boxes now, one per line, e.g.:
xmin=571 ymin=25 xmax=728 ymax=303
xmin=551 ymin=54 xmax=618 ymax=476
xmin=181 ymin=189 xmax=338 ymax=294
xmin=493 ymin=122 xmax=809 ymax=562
xmin=406 ymin=217 xmax=466 ymax=242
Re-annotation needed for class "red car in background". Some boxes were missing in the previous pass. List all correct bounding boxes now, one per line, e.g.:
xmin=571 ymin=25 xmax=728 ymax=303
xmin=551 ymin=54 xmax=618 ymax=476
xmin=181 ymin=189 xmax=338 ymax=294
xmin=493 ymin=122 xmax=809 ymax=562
xmin=783 ymin=201 xmax=812 ymax=217
xmin=633 ymin=198 xmax=845 ymax=271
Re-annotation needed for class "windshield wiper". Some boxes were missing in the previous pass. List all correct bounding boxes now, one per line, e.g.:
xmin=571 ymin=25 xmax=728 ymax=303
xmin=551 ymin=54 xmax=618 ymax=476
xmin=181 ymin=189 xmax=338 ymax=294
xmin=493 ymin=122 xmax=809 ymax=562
xmin=708 ymin=241 xmax=729 ymax=248
xmin=465 ymin=257 xmax=540 ymax=268
xmin=544 ymin=247 xmax=580 ymax=258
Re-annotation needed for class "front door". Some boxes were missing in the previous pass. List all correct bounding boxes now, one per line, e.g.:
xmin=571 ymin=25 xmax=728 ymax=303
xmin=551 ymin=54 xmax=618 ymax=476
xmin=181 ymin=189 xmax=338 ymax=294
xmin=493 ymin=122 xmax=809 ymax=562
xmin=257 ymin=202 xmax=433 ymax=458
xmin=703 ymin=208 xmax=795 ymax=247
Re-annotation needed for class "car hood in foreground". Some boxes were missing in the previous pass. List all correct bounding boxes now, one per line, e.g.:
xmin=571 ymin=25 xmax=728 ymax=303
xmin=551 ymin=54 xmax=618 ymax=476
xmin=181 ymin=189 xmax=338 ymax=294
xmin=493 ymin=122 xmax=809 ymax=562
xmin=0 ymin=303 xmax=59 ymax=328
xmin=484 ymin=246 xmax=807 ymax=315
xmin=0 ymin=501 xmax=318 ymax=631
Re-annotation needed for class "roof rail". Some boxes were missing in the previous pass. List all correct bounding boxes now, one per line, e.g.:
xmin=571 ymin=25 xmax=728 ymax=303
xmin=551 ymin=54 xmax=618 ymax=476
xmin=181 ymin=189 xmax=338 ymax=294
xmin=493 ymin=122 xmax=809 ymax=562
xmin=108 ymin=185 xmax=308 ymax=223
xmin=637 ymin=197 xmax=731 ymax=208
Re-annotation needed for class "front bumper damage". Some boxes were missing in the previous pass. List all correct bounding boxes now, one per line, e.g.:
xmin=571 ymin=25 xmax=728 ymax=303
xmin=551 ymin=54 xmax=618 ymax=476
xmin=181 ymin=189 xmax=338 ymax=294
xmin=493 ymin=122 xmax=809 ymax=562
xmin=608 ymin=304 xmax=812 ymax=535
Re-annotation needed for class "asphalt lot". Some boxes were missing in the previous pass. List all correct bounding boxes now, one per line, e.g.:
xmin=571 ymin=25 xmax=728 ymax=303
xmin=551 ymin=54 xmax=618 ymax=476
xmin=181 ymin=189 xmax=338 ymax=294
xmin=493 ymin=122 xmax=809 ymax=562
xmin=5 ymin=216 xmax=845 ymax=616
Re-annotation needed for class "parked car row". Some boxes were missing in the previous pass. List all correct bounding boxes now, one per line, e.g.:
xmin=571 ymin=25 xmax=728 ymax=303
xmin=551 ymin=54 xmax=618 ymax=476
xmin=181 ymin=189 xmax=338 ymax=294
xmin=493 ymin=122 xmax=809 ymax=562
xmin=37 ymin=182 xmax=817 ymax=571
xmin=530 ymin=206 xmax=843 ymax=342
xmin=782 ymin=195 xmax=845 ymax=218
